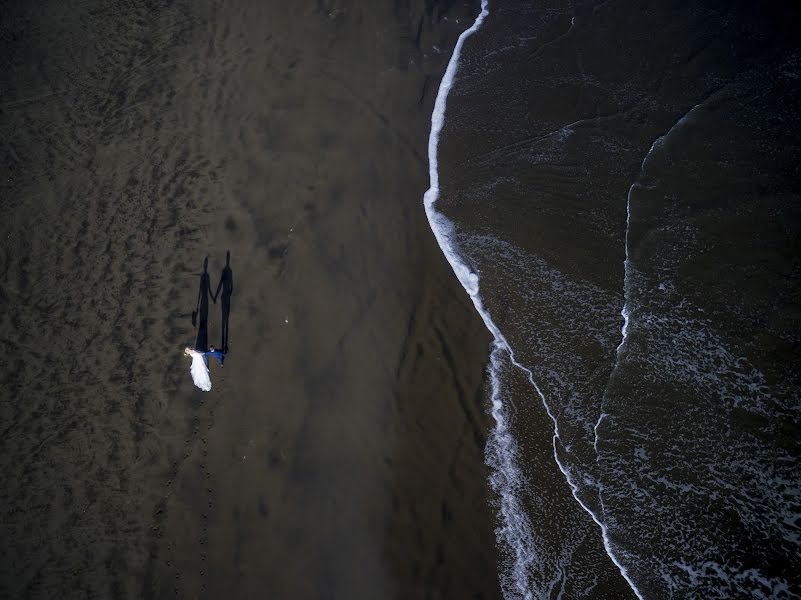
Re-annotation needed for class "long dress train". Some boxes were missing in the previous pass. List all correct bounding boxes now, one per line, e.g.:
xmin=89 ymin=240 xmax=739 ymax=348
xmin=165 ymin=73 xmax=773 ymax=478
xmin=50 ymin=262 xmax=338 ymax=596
xmin=186 ymin=348 xmax=212 ymax=391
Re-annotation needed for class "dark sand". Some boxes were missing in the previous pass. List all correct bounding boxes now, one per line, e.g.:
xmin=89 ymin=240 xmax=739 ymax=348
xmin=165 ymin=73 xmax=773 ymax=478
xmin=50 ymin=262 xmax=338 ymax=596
xmin=0 ymin=1 xmax=501 ymax=598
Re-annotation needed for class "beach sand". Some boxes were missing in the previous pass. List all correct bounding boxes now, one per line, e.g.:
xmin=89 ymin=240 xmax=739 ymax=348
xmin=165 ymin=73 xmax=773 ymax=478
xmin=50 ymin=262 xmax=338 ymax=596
xmin=0 ymin=1 xmax=501 ymax=598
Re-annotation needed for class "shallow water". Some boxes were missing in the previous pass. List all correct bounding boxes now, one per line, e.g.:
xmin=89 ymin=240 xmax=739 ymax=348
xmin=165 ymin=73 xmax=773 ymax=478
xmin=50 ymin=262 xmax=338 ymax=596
xmin=431 ymin=0 xmax=801 ymax=597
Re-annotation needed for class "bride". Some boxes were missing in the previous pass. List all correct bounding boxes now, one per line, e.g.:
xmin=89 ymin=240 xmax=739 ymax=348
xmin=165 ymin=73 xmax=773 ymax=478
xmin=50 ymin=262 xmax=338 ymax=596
xmin=184 ymin=347 xmax=212 ymax=391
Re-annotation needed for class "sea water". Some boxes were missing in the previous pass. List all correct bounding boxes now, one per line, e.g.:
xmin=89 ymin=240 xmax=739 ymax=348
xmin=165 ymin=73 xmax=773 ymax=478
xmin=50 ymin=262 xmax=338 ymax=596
xmin=425 ymin=1 xmax=801 ymax=597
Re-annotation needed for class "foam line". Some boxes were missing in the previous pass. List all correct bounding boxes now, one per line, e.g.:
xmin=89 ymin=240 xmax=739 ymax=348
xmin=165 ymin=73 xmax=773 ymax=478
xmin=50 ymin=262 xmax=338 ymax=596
xmin=487 ymin=342 xmax=537 ymax=599
xmin=588 ymin=99 xmax=713 ymax=593
xmin=595 ymin=101 xmax=708 ymax=456
xmin=593 ymin=413 xmax=607 ymax=456
xmin=422 ymin=2 xmax=644 ymax=597
xmin=616 ymin=101 xmax=707 ymax=358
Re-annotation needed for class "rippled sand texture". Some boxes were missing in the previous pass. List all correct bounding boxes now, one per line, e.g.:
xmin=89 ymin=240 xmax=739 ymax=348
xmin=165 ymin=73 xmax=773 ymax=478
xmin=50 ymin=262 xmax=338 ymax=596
xmin=0 ymin=1 xmax=502 ymax=598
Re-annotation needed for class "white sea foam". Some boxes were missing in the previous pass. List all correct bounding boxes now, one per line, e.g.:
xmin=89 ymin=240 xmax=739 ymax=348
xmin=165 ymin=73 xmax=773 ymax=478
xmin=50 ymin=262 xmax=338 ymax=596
xmin=616 ymin=100 xmax=707 ymax=360
xmin=422 ymin=2 xmax=644 ymax=597
xmin=486 ymin=343 xmax=537 ymax=599
xmin=595 ymin=85 xmax=801 ymax=596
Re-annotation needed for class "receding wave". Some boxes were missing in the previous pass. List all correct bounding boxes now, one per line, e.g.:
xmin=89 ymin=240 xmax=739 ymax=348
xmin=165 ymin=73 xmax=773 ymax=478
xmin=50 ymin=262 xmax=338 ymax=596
xmin=424 ymin=1 xmax=801 ymax=598
xmin=422 ymin=2 xmax=641 ymax=597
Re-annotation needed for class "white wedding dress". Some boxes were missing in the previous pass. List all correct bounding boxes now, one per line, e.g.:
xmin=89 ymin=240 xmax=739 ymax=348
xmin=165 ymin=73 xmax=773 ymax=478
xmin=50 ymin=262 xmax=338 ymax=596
xmin=186 ymin=347 xmax=212 ymax=391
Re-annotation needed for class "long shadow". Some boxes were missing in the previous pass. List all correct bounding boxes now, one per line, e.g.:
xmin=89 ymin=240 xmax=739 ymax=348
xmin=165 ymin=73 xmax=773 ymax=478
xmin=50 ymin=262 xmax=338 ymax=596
xmin=194 ymin=257 xmax=213 ymax=351
xmin=214 ymin=251 xmax=233 ymax=353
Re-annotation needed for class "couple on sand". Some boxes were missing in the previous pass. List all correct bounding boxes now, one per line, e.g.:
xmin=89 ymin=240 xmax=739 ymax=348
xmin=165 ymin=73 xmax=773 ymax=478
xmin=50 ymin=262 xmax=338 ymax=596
xmin=186 ymin=252 xmax=233 ymax=391
xmin=184 ymin=346 xmax=224 ymax=392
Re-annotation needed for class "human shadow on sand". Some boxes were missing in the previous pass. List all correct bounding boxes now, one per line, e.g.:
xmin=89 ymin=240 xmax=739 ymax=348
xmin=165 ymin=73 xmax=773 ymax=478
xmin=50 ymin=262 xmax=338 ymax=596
xmin=192 ymin=257 xmax=213 ymax=352
xmin=214 ymin=251 xmax=233 ymax=353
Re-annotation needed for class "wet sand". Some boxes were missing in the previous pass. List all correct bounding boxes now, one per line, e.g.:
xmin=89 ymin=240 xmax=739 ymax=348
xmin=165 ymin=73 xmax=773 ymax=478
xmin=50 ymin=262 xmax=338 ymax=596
xmin=0 ymin=1 xmax=500 ymax=598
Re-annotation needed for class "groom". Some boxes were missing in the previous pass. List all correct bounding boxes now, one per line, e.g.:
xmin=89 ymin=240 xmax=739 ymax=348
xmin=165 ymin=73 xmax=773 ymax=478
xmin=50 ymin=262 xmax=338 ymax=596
xmin=205 ymin=346 xmax=225 ymax=367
